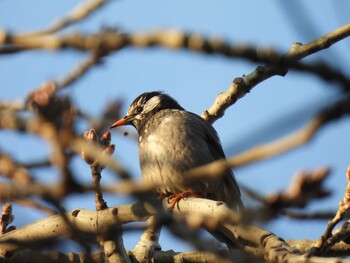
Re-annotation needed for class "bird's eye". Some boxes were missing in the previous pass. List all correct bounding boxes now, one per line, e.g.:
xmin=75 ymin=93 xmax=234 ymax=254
xmin=136 ymin=106 xmax=143 ymax=113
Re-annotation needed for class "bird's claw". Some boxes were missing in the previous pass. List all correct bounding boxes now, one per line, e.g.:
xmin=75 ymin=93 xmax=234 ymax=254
xmin=166 ymin=192 xmax=200 ymax=210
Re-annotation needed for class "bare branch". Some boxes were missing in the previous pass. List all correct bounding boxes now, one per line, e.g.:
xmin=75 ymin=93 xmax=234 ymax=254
xmin=281 ymin=210 xmax=335 ymax=220
xmin=243 ymin=167 xmax=331 ymax=210
xmin=5 ymin=249 xmax=227 ymax=263
xmin=165 ymin=198 xmax=350 ymax=263
xmin=0 ymin=203 xmax=154 ymax=256
xmin=0 ymin=203 xmax=15 ymax=234
xmin=202 ymin=23 xmax=350 ymax=123
xmin=99 ymin=225 xmax=131 ymax=263
xmin=19 ymin=0 xmax=109 ymax=37
xmin=132 ymin=216 xmax=161 ymax=262
xmin=288 ymin=239 xmax=350 ymax=257
xmin=0 ymin=100 xmax=25 ymax=111
xmin=0 ymin=152 xmax=34 ymax=184
xmin=1 ymin=25 xmax=349 ymax=92
xmin=57 ymin=52 xmax=102 ymax=89
xmin=197 ymin=94 xmax=350 ymax=172
xmin=308 ymin=165 xmax=350 ymax=256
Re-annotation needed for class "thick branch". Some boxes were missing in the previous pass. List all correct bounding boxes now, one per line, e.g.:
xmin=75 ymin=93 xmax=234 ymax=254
xmin=0 ymin=202 xmax=155 ymax=256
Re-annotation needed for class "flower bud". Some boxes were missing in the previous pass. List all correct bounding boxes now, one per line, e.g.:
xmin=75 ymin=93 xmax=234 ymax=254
xmin=84 ymin=129 xmax=98 ymax=142
xmin=82 ymin=129 xmax=99 ymax=164
xmin=103 ymin=144 xmax=115 ymax=156
xmin=100 ymin=130 xmax=111 ymax=147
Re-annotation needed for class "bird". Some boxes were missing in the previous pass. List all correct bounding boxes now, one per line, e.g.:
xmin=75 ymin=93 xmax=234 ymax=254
xmin=109 ymin=91 xmax=243 ymax=212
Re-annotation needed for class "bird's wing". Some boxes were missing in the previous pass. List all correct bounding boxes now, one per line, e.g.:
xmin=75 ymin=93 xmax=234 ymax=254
xmin=189 ymin=112 xmax=244 ymax=211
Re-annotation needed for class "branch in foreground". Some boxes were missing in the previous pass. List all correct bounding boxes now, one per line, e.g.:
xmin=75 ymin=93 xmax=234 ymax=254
xmin=201 ymin=94 xmax=350 ymax=171
xmin=3 ymin=250 xmax=224 ymax=263
xmin=0 ymin=202 xmax=154 ymax=256
xmin=0 ymin=203 xmax=15 ymax=234
xmin=131 ymin=216 xmax=161 ymax=262
xmin=166 ymin=199 xmax=350 ymax=263
xmin=57 ymin=52 xmax=103 ymax=89
xmin=238 ymin=168 xmax=331 ymax=223
xmin=1 ymin=198 xmax=350 ymax=262
xmin=281 ymin=210 xmax=334 ymax=220
xmin=243 ymin=167 xmax=331 ymax=210
xmin=289 ymin=239 xmax=350 ymax=257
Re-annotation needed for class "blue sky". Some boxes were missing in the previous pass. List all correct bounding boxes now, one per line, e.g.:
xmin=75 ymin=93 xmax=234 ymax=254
xmin=1 ymin=0 xmax=350 ymax=252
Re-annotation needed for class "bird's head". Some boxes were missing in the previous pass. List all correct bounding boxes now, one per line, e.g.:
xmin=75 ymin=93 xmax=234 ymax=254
xmin=109 ymin=91 xmax=183 ymax=131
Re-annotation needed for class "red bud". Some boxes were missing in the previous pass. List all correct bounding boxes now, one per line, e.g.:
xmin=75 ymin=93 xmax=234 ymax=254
xmin=101 ymin=130 xmax=111 ymax=147
xmin=84 ymin=129 xmax=98 ymax=142
xmin=103 ymin=144 xmax=115 ymax=156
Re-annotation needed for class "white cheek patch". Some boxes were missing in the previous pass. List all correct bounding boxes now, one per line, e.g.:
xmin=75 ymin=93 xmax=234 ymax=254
xmin=144 ymin=95 xmax=161 ymax=112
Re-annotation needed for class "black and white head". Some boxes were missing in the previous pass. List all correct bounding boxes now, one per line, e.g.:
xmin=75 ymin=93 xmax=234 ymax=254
xmin=110 ymin=91 xmax=184 ymax=131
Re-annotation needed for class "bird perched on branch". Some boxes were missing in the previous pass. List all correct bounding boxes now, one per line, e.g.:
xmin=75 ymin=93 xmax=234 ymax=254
xmin=110 ymin=91 xmax=243 ymax=211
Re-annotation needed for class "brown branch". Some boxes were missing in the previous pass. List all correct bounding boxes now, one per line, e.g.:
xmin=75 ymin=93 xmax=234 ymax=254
xmin=0 ymin=152 xmax=34 ymax=184
xmin=0 ymin=181 xmax=74 ymax=202
xmin=281 ymin=210 xmax=335 ymax=220
xmin=0 ymin=100 xmax=25 ymax=111
xmin=308 ymin=165 xmax=350 ymax=256
xmin=4 ymin=249 xmax=226 ymax=263
xmin=82 ymin=129 xmax=110 ymax=211
xmin=82 ymin=129 xmax=129 ymax=263
xmin=202 ymin=23 xmax=350 ymax=123
xmin=243 ymin=167 xmax=331 ymax=210
xmin=0 ymin=202 xmax=154 ymax=256
xmin=99 ymin=224 xmax=131 ymax=263
xmin=228 ymin=116 xmax=324 ymax=167
xmin=0 ymin=203 xmax=15 ymax=234
xmin=21 ymin=159 xmax=51 ymax=169
xmin=2 ymin=198 xmax=350 ymax=262
xmin=165 ymin=198 xmax=350 ymax=263
xmin=76 ymin=136 xmax=130 ymax=180
xmin=1 ymin=25 xmax=349 ymax=91
xmin=91 ymin=164 xmax=108 ymax=211
xmin=201 ymin=94 xmax=350 ymax=170
xmin=19 ymin=0 xmax=109 ymax=37
xmin=0 ymin=107 xmax=130 ymax=181
xmin=288 ymin=239 xmax=350 ymax=257
xmin=131 ymin=216 xmax=161 ymax=262
xmin=57 ymin=52 xmax=102 ymax=89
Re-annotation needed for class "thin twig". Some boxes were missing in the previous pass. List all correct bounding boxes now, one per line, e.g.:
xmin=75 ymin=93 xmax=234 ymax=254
xmin=281 ymin=210 xmax=335 ymax=220
xmin=308 ymin=165 xmax=350 ymax=256
xmin=19 ymin=0 xmax=109 ymax=37
xmin=57 ymin=52 xmax=102 ymax=89
xmin=91 ymin=164 xmax=108 ymax=211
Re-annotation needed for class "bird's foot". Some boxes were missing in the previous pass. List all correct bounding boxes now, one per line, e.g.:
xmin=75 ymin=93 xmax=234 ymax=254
xmin=167 ymin=192 xmax=200 ymax=210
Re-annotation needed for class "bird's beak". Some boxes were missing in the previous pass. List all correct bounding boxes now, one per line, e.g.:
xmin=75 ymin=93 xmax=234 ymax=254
xmin=109 ymin=115 xmax=134 ymax=129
